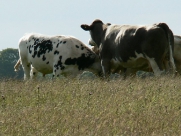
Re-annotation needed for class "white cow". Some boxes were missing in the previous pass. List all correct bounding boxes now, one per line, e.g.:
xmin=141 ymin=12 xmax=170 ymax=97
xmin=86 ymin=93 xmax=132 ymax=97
xmin=14 ymin=33 xmax=101 ymax=80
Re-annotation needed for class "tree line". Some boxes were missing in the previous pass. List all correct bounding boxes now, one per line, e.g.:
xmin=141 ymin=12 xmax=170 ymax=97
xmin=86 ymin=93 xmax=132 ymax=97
xmin=0 ymin=48 xmax=23 ymax=79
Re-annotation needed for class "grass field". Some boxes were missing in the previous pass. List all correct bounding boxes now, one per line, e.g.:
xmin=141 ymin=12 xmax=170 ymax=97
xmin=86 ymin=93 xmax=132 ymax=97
xmin=0 ymin=76 xmax=181 ymax=135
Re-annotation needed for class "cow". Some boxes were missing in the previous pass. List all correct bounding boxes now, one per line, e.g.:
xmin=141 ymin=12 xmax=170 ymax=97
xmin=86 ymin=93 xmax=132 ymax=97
xmin=14 ymin=33 xmax=101 ymax=80
xmin=172 ymin=35 xmax=181 ymax=74
xmin=81 ymin=19 xmax=176 ymax=77
xmin=91 ymin=34 xmax=181 ymax=77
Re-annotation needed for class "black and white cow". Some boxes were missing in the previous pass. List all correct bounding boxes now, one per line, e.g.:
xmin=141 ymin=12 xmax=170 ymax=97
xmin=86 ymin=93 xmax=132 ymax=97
xmin=92 ymin=35 xmax=181 ymax=76
xmin=14 ymin=33 xmax=101 ymax=80
xmin=81 ymin=19 xmax=176 ymax=77
xmin=172 ymin=35 xmax=181 ymax=74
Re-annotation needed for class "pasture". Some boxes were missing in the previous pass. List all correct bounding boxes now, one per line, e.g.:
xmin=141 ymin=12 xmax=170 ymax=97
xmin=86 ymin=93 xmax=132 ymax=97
xmin=0 ymin=76 xmax=181 ymax=135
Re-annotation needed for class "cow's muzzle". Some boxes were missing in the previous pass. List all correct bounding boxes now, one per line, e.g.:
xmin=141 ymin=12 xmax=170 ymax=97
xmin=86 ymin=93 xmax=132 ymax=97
xmin=88 ymin=39 xmax=97 ymax=47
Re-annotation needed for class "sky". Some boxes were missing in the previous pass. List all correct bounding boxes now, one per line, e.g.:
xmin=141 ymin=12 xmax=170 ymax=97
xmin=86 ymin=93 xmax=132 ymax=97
xmin=0 ymin=0 xmax=181 ymax=51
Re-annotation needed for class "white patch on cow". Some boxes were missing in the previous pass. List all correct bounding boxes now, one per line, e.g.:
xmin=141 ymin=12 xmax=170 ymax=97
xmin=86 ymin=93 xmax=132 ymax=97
xmin=145 ymin=55 xmax=163 ymax=76
xmin=105 ymin=25 xmax=143 ymax=44
xmin=129 ymin=52 xmax=144 ymax=60
xmin=105 ymin=25 xmax=122 ymax=42
xmin=111 ymin=57 xmax=122 ymax=68
xmin=111 ymin=57 xmax=119 ymax=64
xmin=115 ymin=57 xmax=123 ymax=62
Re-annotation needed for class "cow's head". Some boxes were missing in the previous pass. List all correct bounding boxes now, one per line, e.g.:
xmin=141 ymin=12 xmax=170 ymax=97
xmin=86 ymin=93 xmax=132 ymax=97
xmin=81 ymin=19 xmax=110 ymax=48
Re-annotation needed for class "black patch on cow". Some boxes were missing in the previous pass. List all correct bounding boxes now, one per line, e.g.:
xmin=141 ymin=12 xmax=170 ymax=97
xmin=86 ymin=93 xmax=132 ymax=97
xmin=59 ymin=41 xmax=62 ymax=44
xmin=65 ymin=53 xmax=95 ymax=70
xmin=56 ymin=43 xmax=59 ymax=48
xmin=75 ymin=45 xmax=79 ymax=48
xmin=32 ymin=51 xmax=37 ymax=58
xmin=42 ymin=55 xmax=46 ymax=61
xmin=34 ymin=38 xmax=40 ymax=45
xmin=86 ymin=50 xmax=92 ymax=55
xmin=54 ymin=50 xmax=59 ymax=55
xmin=32 ymin=40 xmax=53 ymax=58
xmin=29 ymin=40 xmax=31 ymax=42
xmin=65 ymin=58 xmax=76 ymax=65
xmin=61 ymin=66 xmax=65 ymax=70
xmin=29 ymin=46 xmax=32 ymax=54
xmin=46 ymin=61 xmax=49 ymax=64
xmin=63 ymin=41 xmax=66 ymax=44
xmin=54 ymin=56 xmax=65 ymax=71
xmin=80 ymin=44 xmax=84 ymax=50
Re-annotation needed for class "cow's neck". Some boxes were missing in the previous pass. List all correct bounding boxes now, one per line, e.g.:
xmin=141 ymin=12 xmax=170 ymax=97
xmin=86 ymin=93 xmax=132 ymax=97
xmin=96 ymin=24 xmax=107 ymax=48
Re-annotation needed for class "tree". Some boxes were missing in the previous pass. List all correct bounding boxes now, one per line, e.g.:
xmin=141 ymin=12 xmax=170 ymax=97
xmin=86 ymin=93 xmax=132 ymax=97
xmin=0 ymin=48 xmax=23 ymax=79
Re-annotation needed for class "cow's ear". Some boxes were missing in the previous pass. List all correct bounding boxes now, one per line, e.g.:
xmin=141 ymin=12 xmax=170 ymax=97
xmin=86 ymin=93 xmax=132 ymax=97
xmin=81 ymin=24 xmax=91 ymax=31
xmin=106 ymin=23 xmax=111 ymax=26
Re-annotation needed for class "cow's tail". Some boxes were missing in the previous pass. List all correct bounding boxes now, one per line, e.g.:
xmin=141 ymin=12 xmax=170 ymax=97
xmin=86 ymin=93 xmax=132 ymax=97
xmin=157 ymin=23 xmax=176 ymax=74
xmin=14 ymin=58 xmax=21 ymax=72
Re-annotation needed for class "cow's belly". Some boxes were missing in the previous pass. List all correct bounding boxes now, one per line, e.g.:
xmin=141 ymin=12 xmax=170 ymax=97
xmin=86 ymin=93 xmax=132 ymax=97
xmin=110 ymin=58 xmax=151 ymax=76
xmin=112 ymin=51 xmax=149 ymax=69
xmin=30 ymin=59 xmax=53 ymax=74
xmin=61 ymin=65 xmax=83 ymax=77
xmin=33 ymin=65 xmax=52 ymax=74
xmin=112 ymin=51 xmax=150 ymax=71
xmin=120 ymin=58 xmax=149 ymax=69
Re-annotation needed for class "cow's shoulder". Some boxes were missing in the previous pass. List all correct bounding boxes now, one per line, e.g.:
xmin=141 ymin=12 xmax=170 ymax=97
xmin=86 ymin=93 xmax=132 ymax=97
xmin=105 ymin=24 xmax=145 ymax=38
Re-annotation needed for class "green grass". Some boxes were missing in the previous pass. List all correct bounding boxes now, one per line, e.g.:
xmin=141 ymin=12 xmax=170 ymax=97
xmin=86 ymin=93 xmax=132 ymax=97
xmin=0 ymin=76 xmax=181 ymax=135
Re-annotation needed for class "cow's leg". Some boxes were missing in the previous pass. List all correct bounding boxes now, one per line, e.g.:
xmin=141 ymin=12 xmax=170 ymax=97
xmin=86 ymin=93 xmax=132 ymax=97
xmin=146 ymin=56 xmax=164 ymax=76
xmin=21 ymin=62 xmax=31 ymax=80
xmin=30 ymin=67 xmax=38 ymax=79
xmin=101 ymin=59 xmax=111 ymax=77
xmin=53 ymin=63 xmax=63 ymax=78
xmin=42 ymin=73 xmax=46 ymax=77
xmin=163 ymin=59 xmax=170 ymax=73
xmin=53 ymin=69 xmax=61 ymax=78
xmin=120 ymin=67 xmax=127 ymax=79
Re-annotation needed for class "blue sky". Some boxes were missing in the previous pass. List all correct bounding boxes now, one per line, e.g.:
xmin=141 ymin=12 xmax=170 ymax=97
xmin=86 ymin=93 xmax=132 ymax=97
xmin=0 ymin=0 xmax=180 ymax=51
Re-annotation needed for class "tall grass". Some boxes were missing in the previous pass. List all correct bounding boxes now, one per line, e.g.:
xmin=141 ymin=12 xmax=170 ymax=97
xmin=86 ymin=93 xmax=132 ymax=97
xmin=0 ymin=76 xmax=181 ymax=135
